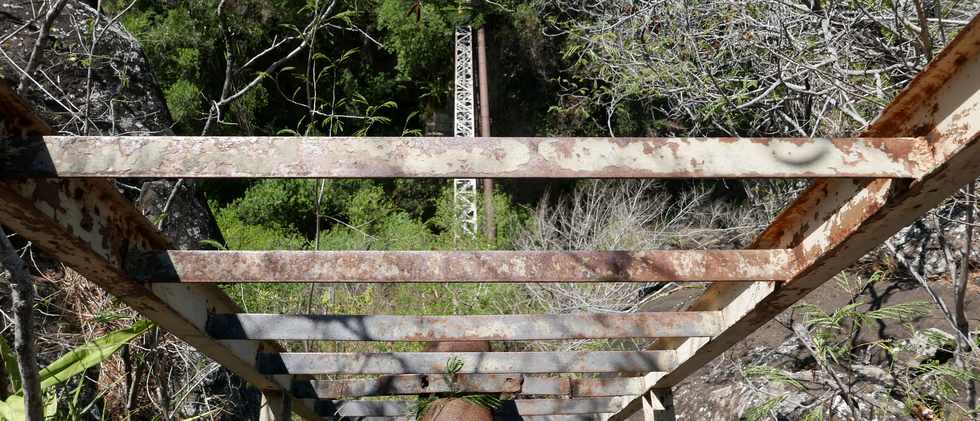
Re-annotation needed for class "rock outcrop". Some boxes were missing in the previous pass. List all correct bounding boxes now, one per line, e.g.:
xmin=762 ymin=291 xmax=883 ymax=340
xmin=1 ymin=1 xmax=244 ymax=419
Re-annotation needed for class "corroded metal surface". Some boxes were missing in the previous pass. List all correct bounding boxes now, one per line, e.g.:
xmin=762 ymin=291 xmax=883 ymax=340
xmin=292 ymin=375 xmax=647 ymax=399
xmin=0 ymin=180 xmax=321 ymax=419
xmin=292 ymin=374 xmax=523 ymax=398
xmin=4 ymin=12 xmax=978 ymax=421
xmin=0 ymin=79 xmax=52 ymax=137
xmin=608 ymin=14 xmax=980 ymax=421
xmin=256 ymin=351 xmax=676 ymax=375
xmin=320 ymin=416 xmax=609 ymax=421
xmin=1 ymin=136 xmax=929 ymax=178
xmin=522 ymin=376 xmax=647 ymax=397
xmin=131 ymin=250 xmax=795 ymax=283
xmin=0 ymin=85 xmax=320 ymax=420
xmin=207 ymin=312 xmax=723 ymax=341
xmin=314 ymin=397 xmax=627 ymax=417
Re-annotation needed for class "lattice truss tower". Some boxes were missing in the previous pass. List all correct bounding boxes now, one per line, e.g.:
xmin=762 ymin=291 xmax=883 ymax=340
xmin=453 ymin=25 xmax=478 ymax=240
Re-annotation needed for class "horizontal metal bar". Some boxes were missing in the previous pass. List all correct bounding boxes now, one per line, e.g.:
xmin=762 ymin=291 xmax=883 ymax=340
xmin=0 ymin=179 xmax=320 ymax=420
xmin=291 ymin=375 xmax=649 ymax=399
xmin=321 ymin=416 xmax=611 ymax=421
xmin=256 ymin=352 xmax=675 ymax=375
xmin=315 ymin=397 xmax=627 ymax=417
xmin=0 ymin=82 xmax=321 ymax=420
xmin=522 ymin=376 xmax=648 ymax=397
xmin=1 ymin=136 xmax=929 ymax=178
xmin=208 ymin=312 xmax=723 ymax=341
xmin=291 ymin=374 xmax=523 ymax=398
xmin=607 ymin=14 xmax=980 ymax=421
xmin=130 ymin=250 xmax=795 ymax=283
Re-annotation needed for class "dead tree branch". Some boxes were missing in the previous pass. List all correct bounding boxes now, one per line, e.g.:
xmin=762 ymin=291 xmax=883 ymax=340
xmin=0 ymin=227 xmax=43 ymax=420
xmin=17 ymin=0 xmax=69 ymax=94
xmin=791 ymin=321 xmax=861 ymax=421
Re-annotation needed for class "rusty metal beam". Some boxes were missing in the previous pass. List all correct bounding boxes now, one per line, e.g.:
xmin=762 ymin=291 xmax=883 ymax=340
xmin=0 ymin=136 xmax=929 ymax=179
xmin=207 ymin=312 xmax=723 ymax=341
xmin=522 ymin=376 xmax=649 ymax=397
xmin=130 ymin=250 xmax=795 ymax=283
xmin=0 ymin=82 xmax=319 ymax=420
xmin=608 ymin=14 xmax=980 ymax=421
xmin=257 ymin=352 xmax=676 ymax=375
xmin=291 ymin=374 xmax=522 ymax=398
xmin=0 ymin=179 xmax=320 ymax=420
xmin=323 ymin=416 xmax=610 ymax=421
xmin=314 ymin=397 xmax=628 ymax=417
xmin=292 ymin=375 xmax=648 ymax=399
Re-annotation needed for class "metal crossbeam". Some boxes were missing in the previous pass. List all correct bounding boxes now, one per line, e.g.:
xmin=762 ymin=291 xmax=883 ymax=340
xmin=1 ymin=136 xmax=928 ymax=178
xmin=256 ymin=352 xmax=675 ymax=375
xmin=313 ymin=397 xmax=628 ymax=417
xmin=323 ymin=416 xmax=610 ymax=421
xmin=291 ymin=375 xmax=648 ymax=399
xmin=206 ymin=312 xmax=723 ymax=341
xmin=2 ymin=13 xmax=977 ymax=421
xmin=292 ymin=374 xmax=522 ymax=398
xmin=130 ymin=250 xmax=794 ymax=283
xmin=606 ymin=14 xmax=980 ymax=421
xmin=0 ymin=181 xmax=319 ymax=419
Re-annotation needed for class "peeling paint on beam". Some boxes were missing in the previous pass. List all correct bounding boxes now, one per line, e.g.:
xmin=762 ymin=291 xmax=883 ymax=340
xmin=292 ymin=375 xmax=649 ymax=399
xmin=130 ymin=250 xmax=795 ymax=283
xmin=313 ymin=397 xmax=629 ymax=417
xmin=606 ymin=14 xmax=980 ymax=421
xmin=321 ymin=415 xmax=611 ymax=421
xmin=0 ymin=136 xmax=930 ymax=178
xmin=256 ymin=352 xmax=676 ymax=375
xmin=0 ymin=178 xmax=320 ymax=420
xmin=656 ymin=11 xmax=980 ymax=389
xmin=522 ymin=376 xmax=648 ymax=397
xmin=291 ymin=374 xmax=523 ymax=398
xmin=207 ymin=312 xmax=722 ymax=341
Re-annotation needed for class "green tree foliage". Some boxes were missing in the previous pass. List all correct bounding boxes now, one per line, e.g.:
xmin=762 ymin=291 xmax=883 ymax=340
xmin=375 ymin=0 xmax=454 ymax=82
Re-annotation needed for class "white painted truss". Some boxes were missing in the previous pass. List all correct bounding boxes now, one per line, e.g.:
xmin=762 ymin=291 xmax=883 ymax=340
xmin=453 ymin=25 xmax=478 ymax=240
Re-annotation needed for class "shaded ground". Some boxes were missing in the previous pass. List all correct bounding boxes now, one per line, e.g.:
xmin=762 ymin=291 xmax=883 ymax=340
xmin=664 ymin=264 xmax=980 ymax=420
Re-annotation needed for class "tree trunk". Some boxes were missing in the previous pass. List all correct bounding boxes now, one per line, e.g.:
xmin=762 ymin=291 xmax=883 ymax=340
xmin=0 ymin=226 xmax=43 ymax=420
xmin=954 ymin=182 xmax=977 ymax=419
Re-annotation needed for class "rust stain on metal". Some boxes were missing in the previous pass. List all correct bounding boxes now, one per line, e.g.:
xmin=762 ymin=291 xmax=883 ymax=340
xmin=2 ymin=136 xmax=927 ymax=179
xmin=132 ymin=249 xmax=795 ymax=283
xmin=206 ymin=312 xmax=724 ymax=341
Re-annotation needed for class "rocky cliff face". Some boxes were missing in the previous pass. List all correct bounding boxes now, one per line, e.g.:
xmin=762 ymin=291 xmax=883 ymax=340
xmin=1 ymin=0 xmax=223 ymax=248
xmin=1 ymin=2 xmax=250 ymax=419
xmin=1 ymin=0 xmax=170 ymax=135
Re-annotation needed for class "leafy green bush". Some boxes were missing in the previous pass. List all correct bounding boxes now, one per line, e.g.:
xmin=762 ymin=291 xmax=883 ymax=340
xmin=164 ymin=79 xmax=201 ymax=125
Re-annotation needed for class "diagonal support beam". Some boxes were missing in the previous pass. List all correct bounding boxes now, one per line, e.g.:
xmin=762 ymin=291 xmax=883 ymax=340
xmin=608 ymin=14 xmax=980 ymax=421
xmin=0 ymin=81 xmax=319 ymax=420
xmin=257 ymin=352 xmax=676 ymax=375
xmin=1 ymin=136 xmax=929 ymax=178
xmin=0 ymin=179 xmax=320 ymax=420
xmin=207 ymin=312 xmax=724 ymax=341
xmin=129 ymin=249 xmax=795 ymax=283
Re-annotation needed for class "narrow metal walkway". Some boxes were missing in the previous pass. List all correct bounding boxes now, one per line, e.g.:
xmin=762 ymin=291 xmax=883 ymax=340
xmin=1 ymin=14 xmax=978 ymax=421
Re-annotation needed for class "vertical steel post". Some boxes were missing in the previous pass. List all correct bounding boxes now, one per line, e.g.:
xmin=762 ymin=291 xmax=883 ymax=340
xmin=477 ymin=24 xmax=495 ymax=242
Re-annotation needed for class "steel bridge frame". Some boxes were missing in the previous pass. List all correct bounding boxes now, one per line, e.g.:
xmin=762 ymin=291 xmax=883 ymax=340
xmin=1 ymin=14 xmax=978 ymax=421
